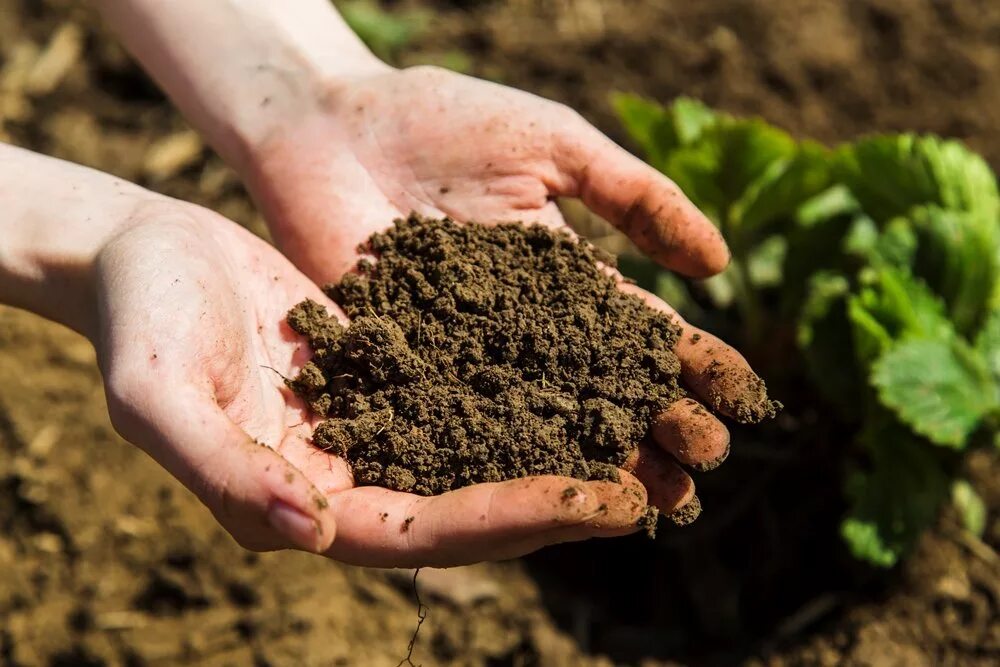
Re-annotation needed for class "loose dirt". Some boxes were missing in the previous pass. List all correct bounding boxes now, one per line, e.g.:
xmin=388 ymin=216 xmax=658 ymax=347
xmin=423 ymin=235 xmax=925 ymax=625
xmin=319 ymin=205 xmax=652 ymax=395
xmin=288 ymin=216 xmax=729 ymax=497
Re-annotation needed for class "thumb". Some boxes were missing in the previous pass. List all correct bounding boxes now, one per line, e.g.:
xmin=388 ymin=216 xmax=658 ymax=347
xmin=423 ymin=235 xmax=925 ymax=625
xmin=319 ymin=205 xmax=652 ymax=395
xmin=551 ymin=112 xmax=729 ymax=277
xmin=107 ymin=384 xmax=336 ymax=553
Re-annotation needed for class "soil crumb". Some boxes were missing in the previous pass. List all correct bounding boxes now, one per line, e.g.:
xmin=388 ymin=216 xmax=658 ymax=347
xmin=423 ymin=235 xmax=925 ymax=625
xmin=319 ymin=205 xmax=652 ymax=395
xmin=637 ymin=505 xmax=660 ymax=538
xmin=288 ymin=216 xmax=767 ymax=496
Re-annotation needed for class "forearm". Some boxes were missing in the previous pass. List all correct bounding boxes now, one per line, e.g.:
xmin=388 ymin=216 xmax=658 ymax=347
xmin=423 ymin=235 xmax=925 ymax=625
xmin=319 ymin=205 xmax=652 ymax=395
xmin=91 ymin=0 xmax=388 ymax=171
xmin=0 ymin=144 xmax=156 ymax=337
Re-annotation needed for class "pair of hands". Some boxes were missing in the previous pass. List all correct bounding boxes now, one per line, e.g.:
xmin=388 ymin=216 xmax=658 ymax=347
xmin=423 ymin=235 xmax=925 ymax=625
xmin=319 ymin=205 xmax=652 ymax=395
xmin=78 ymin=66 xmax=756 ymax=567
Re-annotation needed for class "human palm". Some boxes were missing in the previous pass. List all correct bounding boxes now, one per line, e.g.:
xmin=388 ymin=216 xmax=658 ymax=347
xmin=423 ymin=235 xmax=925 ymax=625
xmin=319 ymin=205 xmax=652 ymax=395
xmin=245 ymin=66 xmax=769 ymax=525
xmin=96 ymin=203 xmax=649 ymax=567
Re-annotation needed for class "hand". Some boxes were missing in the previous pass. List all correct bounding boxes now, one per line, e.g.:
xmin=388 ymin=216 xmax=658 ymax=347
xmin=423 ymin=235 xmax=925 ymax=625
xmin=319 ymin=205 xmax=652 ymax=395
xmin=90 ymin=3 xmax=772 ymax=536
xmin=244 ymin=66 xmax=773 ymax=518
xmin=93 ymin=200 xmax=656 ymax=568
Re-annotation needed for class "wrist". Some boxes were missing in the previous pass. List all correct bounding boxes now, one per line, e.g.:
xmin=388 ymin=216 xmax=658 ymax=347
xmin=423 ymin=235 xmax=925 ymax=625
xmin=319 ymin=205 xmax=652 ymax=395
xmin=0 ymin=144 xmax=169 ymax=338
xmin=93 ymin=0 xmax=392 ymax=175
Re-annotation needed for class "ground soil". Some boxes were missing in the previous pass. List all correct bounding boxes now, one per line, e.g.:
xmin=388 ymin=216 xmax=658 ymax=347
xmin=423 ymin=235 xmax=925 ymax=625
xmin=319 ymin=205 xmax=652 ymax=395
xmin=1 ymin=0 xmax=998 ymax=665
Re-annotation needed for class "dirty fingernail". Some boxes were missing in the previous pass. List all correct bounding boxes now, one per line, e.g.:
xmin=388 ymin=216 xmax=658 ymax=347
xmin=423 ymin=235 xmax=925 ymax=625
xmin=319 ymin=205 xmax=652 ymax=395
xmin=267 ymin=500 xmax=321 ymax=552
xmin=667 ymin=495 xmax=702 ymax=526
xmin=690 ymin=442 xmax=731 ymax=473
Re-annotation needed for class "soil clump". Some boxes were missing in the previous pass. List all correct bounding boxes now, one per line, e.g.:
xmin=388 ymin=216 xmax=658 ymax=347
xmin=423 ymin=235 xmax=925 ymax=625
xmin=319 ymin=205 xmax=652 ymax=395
xmin=288 ymin=216 xmax=750 ymax=496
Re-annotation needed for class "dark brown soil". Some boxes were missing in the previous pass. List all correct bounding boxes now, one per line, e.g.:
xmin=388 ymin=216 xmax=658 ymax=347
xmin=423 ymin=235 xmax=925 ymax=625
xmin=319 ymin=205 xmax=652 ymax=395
xmin=288 ymin=217 xmax=706 ymax=496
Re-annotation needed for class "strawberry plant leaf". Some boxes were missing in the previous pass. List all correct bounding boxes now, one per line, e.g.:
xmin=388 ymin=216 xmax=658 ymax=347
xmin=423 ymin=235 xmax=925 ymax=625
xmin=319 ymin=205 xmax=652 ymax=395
xmin=852 ymin=267 xmax=954 ymax=342
xmin=795 ymin=184 xmax=859 ymax=227
xmin=710 ymin=119 xmax=798 ymax=219
xmin=612 ymin=94 xmax=716 ymax=168
xmin=909 ymin=206 xmax=1000 ymax=334
xmin=975 ymin=308 xmax=1000 ymax=381
xmin=836 ymin=134 xmax=999 ymax=223
xmin=847 ymin=296 xmax=894 ymax=364
xmin=872 ymin=338 xmax=996 ymax=448
xmin=842 ymin=419 xmax=951 ymax=567
xmin=797 ymin=272 xmax=862 ymax=417
xmin=747 ymin=235 xmax=787 ymax=287
xmin=670 ymin=97 xmax=718 ymax=145
xmin=732 ymin=141 xmax=833 ymax=233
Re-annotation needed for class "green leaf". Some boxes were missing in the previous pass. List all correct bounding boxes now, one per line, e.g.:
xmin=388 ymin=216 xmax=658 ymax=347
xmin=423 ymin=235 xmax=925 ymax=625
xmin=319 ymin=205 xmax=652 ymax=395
xmin=782 ymin=211 xmax=855 ymax=314
xmin=732 ymin=141 xmax=833 ymax=233
xmin=951 ymin=480 xmax=987 ymax=537
xmin=671 ymin=97 xmax=718 ymax=145
xmin=837 ymin=134 xmax=1000 ymax=223
xmin=798 ymin=272 xmax=851 ymax=346
xmin=747 ymin=235 xmax=787 ymax=287
xmin=847 ymin=296 xmax=894 ymax=364
xmin=852 ymin=267 xmax=954 ymax=342
xmin=337 ymin=1 xmax=427 ymax=61
xmin=975 ymin=308 xmax=1000 ymax=380
xmin=701 ymin=269 xmax=737 ymax=309
xmin=843 ymin=216 xmax=918 ymax=268
xmin=660 ymin=138 xmax=727 ymax=221
xmin=842 ymin=215 xmax=879 ymax=260
xmin=872 ymin=338 xmax=996 ymax=448
xmin=909 ymin=206 xmax=1000 ymax=334
xmin=655 ymin=117 xmax=801 ymax=229
xmin=615 ymin=98 xmax=799 ymax=229
xmin=714 ymin=120 xmax=798 ymax=215
xmin=875 ymin=218 xmax=919 ymax=268
xmin=795 ymin=184 xmax=860 ymax=227
xmin=797 ymin=272 xmax=863 ymax=416
xmin=612 ymin=93 xmax=672 ymax=163
xmin=611 ymin=94 xmax=717 ymax=167
xmin=842 ymin=418 xmax=952 ymax=567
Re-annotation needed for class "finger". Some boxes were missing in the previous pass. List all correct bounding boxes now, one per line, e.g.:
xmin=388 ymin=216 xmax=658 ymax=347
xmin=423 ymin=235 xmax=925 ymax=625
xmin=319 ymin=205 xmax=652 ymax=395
xmin=321 ymin=474 xmax=647 ymax=568
xmin=106 ymin=383 xmax=337 ymax=554
xmin=623 ymin=443 xmax=699 ymax=525
xmin=652 ymin=398 xmax=731 ymax=471
xmin=550 ymin=112 xmax=729 ymax=277
xmin=618 ymin=283 xmax=778 ymax=424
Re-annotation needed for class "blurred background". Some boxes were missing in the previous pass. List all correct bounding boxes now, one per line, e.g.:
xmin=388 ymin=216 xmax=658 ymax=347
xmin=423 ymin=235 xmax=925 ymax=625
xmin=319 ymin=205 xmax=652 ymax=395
xmin=1 ymin=1 xmax=997 ymax=665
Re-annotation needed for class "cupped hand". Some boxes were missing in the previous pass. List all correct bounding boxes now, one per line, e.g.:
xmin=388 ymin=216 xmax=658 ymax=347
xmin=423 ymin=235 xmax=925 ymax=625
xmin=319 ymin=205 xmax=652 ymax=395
xmin=95 ymin=200 xmax=650 ymax=567
xmin=243 ymin=66 xmax=773 ymax=519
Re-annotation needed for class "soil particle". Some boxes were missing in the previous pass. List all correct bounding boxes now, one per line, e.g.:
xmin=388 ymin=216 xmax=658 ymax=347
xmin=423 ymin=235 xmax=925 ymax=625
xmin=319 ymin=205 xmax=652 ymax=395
xmin=289 ymin=216 xmax=694 ymax=495
xmin=667 ymin=495 xmax=702 ymax=527
xmin=637 ymin=505 xmax=659 ymax=538
xmin=690 ymin=442 xmax=731 ymax=473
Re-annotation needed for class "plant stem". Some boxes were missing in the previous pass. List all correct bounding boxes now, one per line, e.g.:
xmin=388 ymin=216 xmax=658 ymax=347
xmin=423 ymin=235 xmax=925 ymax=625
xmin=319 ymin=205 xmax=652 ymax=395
xmin=725 ymin=218 xmax=764 ymax=344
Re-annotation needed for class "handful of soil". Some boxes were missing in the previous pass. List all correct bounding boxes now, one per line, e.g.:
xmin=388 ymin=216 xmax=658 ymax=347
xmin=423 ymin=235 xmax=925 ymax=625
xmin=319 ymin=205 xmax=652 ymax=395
xmin=287 ymin=216 xmax=744 ymax=501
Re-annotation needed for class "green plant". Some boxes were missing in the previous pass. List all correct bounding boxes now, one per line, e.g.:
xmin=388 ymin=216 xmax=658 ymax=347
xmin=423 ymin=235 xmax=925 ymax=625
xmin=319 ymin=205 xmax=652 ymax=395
xmin=336 ymin=0 xmax=428 ymax=62
xmin=614 ymin=94 xmax=1000 ymax=567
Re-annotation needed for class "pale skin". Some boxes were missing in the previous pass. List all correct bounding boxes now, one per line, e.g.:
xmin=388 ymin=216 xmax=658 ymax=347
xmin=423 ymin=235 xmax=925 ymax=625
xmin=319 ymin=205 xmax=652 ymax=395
xmin=0 ymin=0 xmax=764 ymax=566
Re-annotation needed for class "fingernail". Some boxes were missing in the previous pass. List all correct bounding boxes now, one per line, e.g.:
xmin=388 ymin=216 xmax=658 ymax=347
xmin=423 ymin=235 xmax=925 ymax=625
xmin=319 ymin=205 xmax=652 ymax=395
xmin=267 ymin=500 xmax=321 ymax=552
